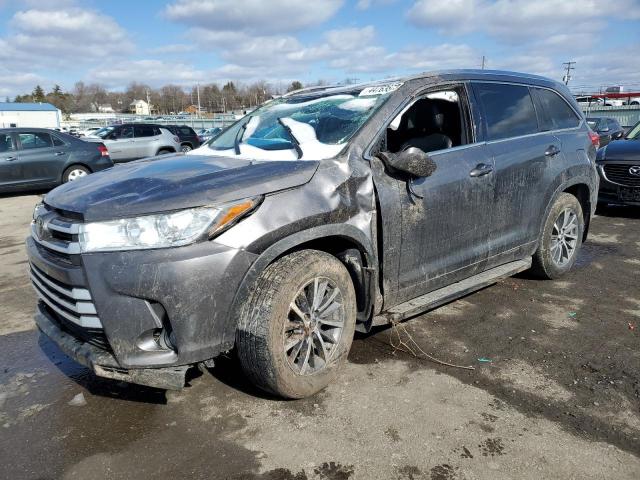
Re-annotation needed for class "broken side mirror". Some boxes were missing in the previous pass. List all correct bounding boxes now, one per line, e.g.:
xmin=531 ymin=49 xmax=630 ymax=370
xmin=380 ymin=147 xmax=437 ymax=178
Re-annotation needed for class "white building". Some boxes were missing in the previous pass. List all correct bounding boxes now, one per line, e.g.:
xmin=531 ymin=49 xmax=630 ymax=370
xmin=129 ymin=99 xmax=151 ymax=115
xmin=98 ymin=104 xmax=115 ymax=113
xmin=0 ymin=102 xmax=61 ymax=128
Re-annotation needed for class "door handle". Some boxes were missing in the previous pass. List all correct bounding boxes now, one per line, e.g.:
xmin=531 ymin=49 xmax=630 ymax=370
xmin=545 ymin=145 xmax=561 ymax=157
xmin=469 ymin=163 xmax=493 ymax=177
xmin=4 ymin=156 xmax=17 ymax=161
xmin=54 ymin=151 xmax=66 ymax=156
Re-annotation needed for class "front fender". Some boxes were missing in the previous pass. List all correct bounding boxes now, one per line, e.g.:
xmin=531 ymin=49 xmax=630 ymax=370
xmin=227 ymin=224 xmax=377 ymax=334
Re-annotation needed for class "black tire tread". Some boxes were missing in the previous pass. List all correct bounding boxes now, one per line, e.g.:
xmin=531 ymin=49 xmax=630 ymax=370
xmin=236 ymin=249 xmax=355 ymax=398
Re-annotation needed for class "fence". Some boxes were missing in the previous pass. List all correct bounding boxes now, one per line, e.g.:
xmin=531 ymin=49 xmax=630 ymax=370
xmin=65 ymin=114 xmax=241 ymax=132
xmin=580 ymin=105 xmax=640 ymax=127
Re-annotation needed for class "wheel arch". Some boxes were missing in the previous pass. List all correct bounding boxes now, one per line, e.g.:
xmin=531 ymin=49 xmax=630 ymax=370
xmin=540 ymin=175 xmax=595 ymax=244
xmin=229 ymin=224 xmax=379 ymax=335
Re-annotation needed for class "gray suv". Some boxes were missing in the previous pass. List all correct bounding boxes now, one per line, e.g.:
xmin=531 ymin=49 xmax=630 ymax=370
xmin=27 ymin=70 xmax=598 ymax=398
xmin=85 ymin=123 xmax=181 ymax=162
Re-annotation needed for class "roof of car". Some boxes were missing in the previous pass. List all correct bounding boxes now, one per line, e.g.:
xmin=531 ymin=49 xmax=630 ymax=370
xmin=0 ymin=102 xmax=59 ymax=112
xmin=284 ymin=69 xmax=561 ymax=98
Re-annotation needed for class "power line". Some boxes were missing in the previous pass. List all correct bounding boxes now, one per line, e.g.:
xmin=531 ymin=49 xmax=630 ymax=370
xmin=562 ymin=61 xmax=575 ymax=85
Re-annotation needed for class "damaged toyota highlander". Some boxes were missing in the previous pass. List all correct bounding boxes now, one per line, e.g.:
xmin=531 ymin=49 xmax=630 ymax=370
xmin=27 ymin=70 xmax=598 ymax=398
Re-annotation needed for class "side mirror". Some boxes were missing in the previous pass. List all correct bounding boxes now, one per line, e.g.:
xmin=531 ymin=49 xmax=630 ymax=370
xmin=612 ymin=131 xmax=624 ymax=140
xmin=380 ymin=147 xmax=437 ymax=178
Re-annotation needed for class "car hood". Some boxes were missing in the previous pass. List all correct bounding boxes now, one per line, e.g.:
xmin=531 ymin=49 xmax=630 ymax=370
xmin=598 ymin=140 xmax=640 ymax=162
xmin=45 ymin=153 xmax=319 ymax=222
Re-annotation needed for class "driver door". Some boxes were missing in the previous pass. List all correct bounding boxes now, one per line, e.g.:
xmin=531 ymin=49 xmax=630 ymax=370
xmin=380 ymin=85 xmax=496 ymax=305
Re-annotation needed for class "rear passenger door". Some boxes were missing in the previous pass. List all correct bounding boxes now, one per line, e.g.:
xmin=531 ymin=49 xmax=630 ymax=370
xmin=133 ymin=125 xmax=159 ymax=157
xmin=531 ymin=86 xmax=584 ymax=167
xmin=472 ymin=82 xmax=560 ymax=259
xmin=16 ymin=131 xmax=70 ymax=184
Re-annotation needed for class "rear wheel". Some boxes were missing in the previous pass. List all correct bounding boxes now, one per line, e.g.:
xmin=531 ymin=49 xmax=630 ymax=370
xmin=236 ymin=250 xmax=357 ymax=398
xmin=531 ymin=193 xmax=584 ymax=279
xmin=62 ymin=165 xmax=90 ymax=183
xmin=181 ymin=144 xmax=192 ymax=153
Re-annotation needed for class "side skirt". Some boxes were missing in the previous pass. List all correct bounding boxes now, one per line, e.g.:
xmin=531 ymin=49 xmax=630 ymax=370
xmin=372 ymin=258 xmax=532 ymax=326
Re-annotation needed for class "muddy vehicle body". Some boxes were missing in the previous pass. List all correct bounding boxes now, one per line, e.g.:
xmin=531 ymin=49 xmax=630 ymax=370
xmin=27 ymin=70 xmax=598 ymax=398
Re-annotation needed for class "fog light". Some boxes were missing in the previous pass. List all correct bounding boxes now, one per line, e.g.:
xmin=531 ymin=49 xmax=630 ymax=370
xmin=137 ymin=328 xmax=176 ymax=352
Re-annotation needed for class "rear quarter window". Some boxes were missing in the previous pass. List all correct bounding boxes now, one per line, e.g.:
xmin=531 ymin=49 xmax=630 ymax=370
xmin=179 ymin=127 xmax=195 ymax=135
xmin=533 ymin=88 xmax=581 ymax=130
xmin=473 ymin=83 xmax=539 ymax=141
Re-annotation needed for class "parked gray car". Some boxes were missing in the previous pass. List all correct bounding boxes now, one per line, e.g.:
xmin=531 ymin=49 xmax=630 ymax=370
xmin=27 ymin=70 xmax=598 ymax=398
xmin=0 ymin=128 xmax=113 ymax=193
xmin=84 ymin=123 xmax=181 ymax=162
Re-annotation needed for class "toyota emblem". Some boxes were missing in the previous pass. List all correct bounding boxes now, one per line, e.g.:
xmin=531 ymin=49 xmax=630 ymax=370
xmin=629 ymin=166 xmax=640 ymax=177
xmin=35 ymin=217 xmax=45 ymax=239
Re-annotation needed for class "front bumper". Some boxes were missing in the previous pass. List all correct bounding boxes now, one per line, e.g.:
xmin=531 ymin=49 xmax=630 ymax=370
xmin=35 ymin=303 xmax=189 ymax=389
xmin=27 ymin=233 xmax=258 ymax=383
xmin=597 ymin=163 xmax=640 ymax=206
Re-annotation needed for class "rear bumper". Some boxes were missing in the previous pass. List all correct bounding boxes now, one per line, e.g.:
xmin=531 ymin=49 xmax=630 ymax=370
xmin=35 ymin=302 xmax=189 ymax=389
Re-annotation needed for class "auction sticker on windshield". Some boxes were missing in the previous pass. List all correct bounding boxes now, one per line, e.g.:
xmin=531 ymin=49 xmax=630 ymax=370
xmin=359 ymin=82 xmax=403 ymax=96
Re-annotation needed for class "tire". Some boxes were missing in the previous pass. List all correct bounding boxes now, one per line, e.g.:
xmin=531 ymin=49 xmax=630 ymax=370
xmin=181 ymin=144 xmax=192 ymax=153
xmin=62 ymin=164 xmax=90 ymax=183
xmin=236 ymin=249 xmax=357 ymax=399
xmin=531 ymin=193 xmax=584 ymax=279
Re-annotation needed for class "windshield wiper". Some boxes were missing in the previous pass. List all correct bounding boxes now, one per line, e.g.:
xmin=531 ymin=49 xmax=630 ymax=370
xmin=277 ymin=118 xmax=303 ymax=159
xmin=233 ymin=121 xmax=248 ymax=155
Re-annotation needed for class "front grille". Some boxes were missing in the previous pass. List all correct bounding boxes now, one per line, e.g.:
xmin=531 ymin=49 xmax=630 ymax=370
xmin=603 ymin=164 xmax=640 ymax=187
xmin=30 ymin=263 xmax=110 ymax=351
xmin=31 ymin=203 xmax=83 ymax=255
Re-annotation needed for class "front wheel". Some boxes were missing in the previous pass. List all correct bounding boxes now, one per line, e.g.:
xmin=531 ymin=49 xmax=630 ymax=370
xmin=531 ymin=193 xmax=584 ymax=279
xmin=236 ymin=250 xmax=357 ymax=398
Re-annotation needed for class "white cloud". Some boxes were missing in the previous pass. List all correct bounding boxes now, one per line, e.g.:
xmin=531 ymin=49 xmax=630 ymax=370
xmin=148 ymin=43 xmax=196 ymax=54
xmin=164 ymin=0 xmax=344 ymax=35
xmin=0 ymin=7 xmax=132 ymax=67
xmin=356 ymin=0 xmax=398 ymax=10
xmin=407 ymin=0 xmax=640 ymax=45
xmin=86 ymin=60 xmax=205 ymax=88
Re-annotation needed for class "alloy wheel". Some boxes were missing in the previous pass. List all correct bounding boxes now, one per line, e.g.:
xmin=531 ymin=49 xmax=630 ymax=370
xmin=67 ymin=169 xmax=88 ymax=181
xmin=550 ymin=207 xmax=579 ymax=267
xmin=283 ymin=277 xmax=345 ymax=375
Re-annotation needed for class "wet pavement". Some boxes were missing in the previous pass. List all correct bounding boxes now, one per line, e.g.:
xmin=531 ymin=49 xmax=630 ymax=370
xmin=1 ymin=193 xmax=639 ymax=480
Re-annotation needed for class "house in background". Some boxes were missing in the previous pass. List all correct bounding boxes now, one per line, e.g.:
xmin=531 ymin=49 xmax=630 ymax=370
xmin=128 ymin=99 xmax=152 ymax=115
xmin=0 ymin=102 xmax=61 ymax=128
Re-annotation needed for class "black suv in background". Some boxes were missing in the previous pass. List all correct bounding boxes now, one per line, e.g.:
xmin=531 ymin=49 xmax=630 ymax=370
xmin=164 ymin=125 xmax=201 ymax=152
xmin=28 ymin=70 xmax=598 ymax=398
xmin=0 ymin=128 xmax=112 ymax=192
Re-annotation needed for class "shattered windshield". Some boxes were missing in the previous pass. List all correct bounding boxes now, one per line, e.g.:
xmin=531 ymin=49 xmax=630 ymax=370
xmin=203 ymin=85 xmax=399 ymax=161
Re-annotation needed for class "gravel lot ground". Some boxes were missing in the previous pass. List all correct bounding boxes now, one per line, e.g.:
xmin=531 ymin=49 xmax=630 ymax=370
xmin=0 ymin=192 xmax=639 ymax=480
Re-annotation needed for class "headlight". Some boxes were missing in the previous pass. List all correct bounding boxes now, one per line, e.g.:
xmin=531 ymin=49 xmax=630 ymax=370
xmin=78 ymin=197 xmax=260 ymax=253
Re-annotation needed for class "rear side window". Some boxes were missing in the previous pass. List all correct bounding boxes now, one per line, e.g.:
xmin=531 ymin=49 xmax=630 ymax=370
xmin=52 ymin=135 xmax=65 ymax=146
xmin=0 ymin=133 xmax=15 ymax=152
xmin=19 ymin=132 xmax=53 ymax=149
xmin=134 ymin=125 xmax=156 ymax=137
xmin=474 ymin=83 xmax=539 ymax=141
xmin=533 ymin=88 xmax=581 ymax=130
xmin=179 ymin=127 xmax=194 ymax=135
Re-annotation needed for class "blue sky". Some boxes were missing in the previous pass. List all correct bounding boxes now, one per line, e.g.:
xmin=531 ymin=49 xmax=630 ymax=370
xmin=1 ymin=0 xmax=639 ymax=98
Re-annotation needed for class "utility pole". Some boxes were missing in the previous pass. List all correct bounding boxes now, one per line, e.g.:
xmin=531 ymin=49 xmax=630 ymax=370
xmin=196 ymin=83 xmax=201 ymax=119
xmin=481 ymin=55 xmax=486 ymax=70
xmin=145 ymin=89 xmax=151 ymax=115
xmin=562 ymin=61 xmax=575 ymax=85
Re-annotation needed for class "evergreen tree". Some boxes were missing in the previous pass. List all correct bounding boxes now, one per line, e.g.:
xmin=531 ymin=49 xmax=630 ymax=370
xmin=32 ymin=85 xmax=45 ymax=102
